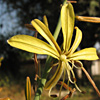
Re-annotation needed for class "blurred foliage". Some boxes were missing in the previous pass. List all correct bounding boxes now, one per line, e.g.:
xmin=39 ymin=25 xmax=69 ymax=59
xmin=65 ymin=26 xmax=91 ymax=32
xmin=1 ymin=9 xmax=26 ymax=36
xmin=3 ymin=0 xmax=62 ymax=34
xmin=74 ymin=0 xmax=100 ymax=48
xmin=2 ymin=0 xmax=100 ymax=47
xmin=0 ymin=57 xmax=3 ymax=67
xmin=0 ymin=33 xmax=33 ymax=76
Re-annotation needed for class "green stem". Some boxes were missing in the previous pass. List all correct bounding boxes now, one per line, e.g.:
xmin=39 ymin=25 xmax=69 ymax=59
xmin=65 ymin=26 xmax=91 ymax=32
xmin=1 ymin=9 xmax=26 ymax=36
xmin=34 ymin=56 xmax=52 ymax=100
xmin=34 ymin=0 xmax=67 ymax=100
xmin=53 ymin=15 xmax=61 ymax=40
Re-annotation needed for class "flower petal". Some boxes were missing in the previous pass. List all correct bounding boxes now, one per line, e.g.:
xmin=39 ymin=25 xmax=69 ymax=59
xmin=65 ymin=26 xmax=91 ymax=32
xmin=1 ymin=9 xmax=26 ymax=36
xmin=68 ymin=27 xmax=82 ymax=55
xmin=44 ymin=61 xmax=64 ymax=90
xmin=61 ymin=3 xmax=75 ymax=52
xmin=76 ymin=16 xmax=100 ymax=23
xmin=31 ymin=19 xmax=61 ymax=54
xmin=68 ymin=48 xmax=99 ymax=60
xmin=7 ymin=35 xmax=60 ymax=59
xmin=43 ymin=15 xmax=49 ymax=28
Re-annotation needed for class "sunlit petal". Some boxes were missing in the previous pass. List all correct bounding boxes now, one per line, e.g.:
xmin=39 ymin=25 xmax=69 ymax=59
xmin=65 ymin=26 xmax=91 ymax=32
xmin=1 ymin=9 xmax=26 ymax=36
xmin=7 ymin=35 xmax=60 ymax=59
xmin=68 ymin=48 xmax=99 ymax=60
xmin=31 ymin=19 xmax=61 ymax=54
xmin=61 ymin=3 xmax=75 ymax=52
xmin=44 ymin=61 xmax=64 ymax=90
xmin=68 ymin=27 xmax=82 ymax=55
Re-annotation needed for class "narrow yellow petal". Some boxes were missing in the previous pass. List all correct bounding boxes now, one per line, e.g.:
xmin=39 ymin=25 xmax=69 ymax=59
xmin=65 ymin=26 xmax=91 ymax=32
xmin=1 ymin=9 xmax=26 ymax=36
xmin=61 ymin=3 xmax=75 ymax=52
xmin=44 ymin=61 xmax=64 ymax=90
xmin=43 ymin=15 xmax=49 ymax=27
xmin=68 ymin=48 xmax=99 ymax=60
xmin=68 ymin=27 xmax=82 ymax=55
xmin=31 ymin=19 xmax=61 ymax=54
xmin=7 ymin=35 xmax=60 ymax=59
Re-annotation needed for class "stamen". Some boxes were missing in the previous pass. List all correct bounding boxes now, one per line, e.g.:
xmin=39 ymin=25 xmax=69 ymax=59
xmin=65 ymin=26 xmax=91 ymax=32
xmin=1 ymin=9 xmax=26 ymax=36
xmin=73 ymin=60 xmax=83 ymax=69
xmin=72 ymin=60 xmax=74 ymax=69
xmin=65 ymin=61 xmax=72 ymax=70
xmin=75 ymin=83 xmax=82 ymax=93
xmin=65 ymin=62 xmax=75 ymax=84
xmin=51 ymin=63 xmax=59 ymax=68
xmin=67 ymin=69 xmax=74 ymax=84
xmin=70 ymin=69 xmax=76 ymax=83
xmin=59 ymin=69 xmax=66 ymax=99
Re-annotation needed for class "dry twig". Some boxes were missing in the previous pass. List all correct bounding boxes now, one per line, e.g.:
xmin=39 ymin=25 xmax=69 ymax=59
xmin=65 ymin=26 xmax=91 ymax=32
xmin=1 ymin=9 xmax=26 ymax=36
xmin=82 ymin=66 xmax=100 ymax=97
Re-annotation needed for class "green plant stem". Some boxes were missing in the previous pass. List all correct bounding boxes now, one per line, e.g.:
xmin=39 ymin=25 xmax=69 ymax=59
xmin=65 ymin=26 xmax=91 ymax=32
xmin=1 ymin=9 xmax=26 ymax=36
xmin=34 ymin=0 xmax=67 ymax=100
xmin=34 ymin=56 xmax=52 ymax=100
xmin=53 ymin=15 xmax=61 ymax=40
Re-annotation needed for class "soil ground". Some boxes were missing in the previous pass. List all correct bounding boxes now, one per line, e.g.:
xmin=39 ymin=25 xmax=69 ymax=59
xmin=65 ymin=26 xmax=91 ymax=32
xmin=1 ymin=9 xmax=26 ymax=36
xmin=0 ymin=75 xmax=100 ymax=100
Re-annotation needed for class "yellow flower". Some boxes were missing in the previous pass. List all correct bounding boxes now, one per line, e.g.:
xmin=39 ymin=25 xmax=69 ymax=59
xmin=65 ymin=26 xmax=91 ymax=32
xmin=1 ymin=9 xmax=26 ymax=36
xmin=7 ymin=3 xmax=99 ymax=92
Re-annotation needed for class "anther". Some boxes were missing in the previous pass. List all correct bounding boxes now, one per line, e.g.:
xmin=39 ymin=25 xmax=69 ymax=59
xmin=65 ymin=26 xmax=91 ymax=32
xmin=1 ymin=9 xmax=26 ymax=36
xmin=60 ymin=54 xmax=66 ymax=61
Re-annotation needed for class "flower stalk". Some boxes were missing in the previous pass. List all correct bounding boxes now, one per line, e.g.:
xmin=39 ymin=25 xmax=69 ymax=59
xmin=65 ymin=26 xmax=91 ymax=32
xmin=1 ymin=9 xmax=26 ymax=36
xmin=34 ymin=0 xmax=67 ymax=100
xmin=81 ymin=66 xmax=100 ymax=97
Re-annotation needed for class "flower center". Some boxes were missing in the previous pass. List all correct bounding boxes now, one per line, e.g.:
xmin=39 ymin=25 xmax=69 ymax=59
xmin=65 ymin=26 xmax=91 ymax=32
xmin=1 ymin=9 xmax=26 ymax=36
xmin=60 ymin=54 xmax=66 ymax=62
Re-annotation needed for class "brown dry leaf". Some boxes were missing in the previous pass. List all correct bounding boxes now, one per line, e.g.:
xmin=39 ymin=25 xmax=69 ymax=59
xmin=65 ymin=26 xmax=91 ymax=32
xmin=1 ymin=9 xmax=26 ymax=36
xmin=57 ymin=81 xmax=76 ymax=100
xmin=25 ymin=24 xmax=36 ymax=31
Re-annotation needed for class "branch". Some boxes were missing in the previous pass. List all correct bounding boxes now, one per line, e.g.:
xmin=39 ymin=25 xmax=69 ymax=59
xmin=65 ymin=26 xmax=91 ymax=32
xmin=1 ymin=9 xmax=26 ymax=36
xmin=82 ymin=66 xmax=100 ymax=97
